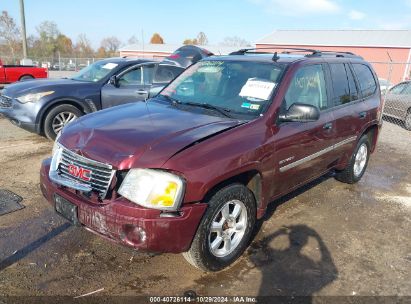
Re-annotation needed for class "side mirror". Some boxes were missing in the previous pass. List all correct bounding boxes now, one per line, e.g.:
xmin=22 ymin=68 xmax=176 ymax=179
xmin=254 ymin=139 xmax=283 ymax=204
xmin=278 ymin=103 xmax=320 ymax=123
xmin=109 ymin=75 xmax=119 ymax=88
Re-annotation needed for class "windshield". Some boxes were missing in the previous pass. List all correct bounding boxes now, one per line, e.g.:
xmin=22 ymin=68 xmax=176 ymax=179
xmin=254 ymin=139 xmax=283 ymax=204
xmin=71 ymin=61 xmax=119 ymax=82
xmin=160 ymin=60 xmax=285 ymax=119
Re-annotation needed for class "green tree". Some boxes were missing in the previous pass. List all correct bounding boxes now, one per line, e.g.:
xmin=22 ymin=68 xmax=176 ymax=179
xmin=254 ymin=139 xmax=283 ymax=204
xmin=36 ymin=21 xmax=60 ymax=58
xmin=150 ymin=33 xmax=164 ymax=44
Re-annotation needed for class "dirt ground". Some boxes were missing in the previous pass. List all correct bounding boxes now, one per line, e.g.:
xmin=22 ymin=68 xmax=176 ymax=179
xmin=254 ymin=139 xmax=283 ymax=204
xmin=0 ymin=116 xmax=410 ymax=300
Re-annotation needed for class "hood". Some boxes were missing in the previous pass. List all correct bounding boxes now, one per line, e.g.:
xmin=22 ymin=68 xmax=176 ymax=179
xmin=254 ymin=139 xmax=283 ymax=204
xmin=2 ymin=78 xmax=93 ymax=97
xmin=59 ymin=99 xmax=243 ymax=169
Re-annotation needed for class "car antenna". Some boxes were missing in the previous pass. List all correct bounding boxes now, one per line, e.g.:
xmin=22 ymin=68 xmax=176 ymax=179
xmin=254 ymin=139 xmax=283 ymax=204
xmin=272 ymin=52 xmax=279 ymax=62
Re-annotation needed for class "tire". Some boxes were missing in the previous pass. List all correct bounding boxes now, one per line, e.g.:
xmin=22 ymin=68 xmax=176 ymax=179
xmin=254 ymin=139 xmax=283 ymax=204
xmin=404 ymin=111 xmax=411 ymax=131
xmin=43 ymin=104 xmax=82 ymax=140
xmin=335 ymin=135 xmax=370 ymax=184
xmin=183 ymin=183 xmax=256 ymax=271
xmin=19 ymin=75 xmax=34 ymax=81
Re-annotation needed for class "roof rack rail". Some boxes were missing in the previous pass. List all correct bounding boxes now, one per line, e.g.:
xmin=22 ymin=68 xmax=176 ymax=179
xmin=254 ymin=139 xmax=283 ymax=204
xmin=229 ymin=47 xmax=363 ymax=60
xmin=229 ymin=47 xmax=319 ymax=55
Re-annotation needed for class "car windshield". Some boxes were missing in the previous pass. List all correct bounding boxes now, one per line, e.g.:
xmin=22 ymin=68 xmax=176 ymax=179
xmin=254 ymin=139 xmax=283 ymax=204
xmin=159 ymin=60 xmax=285 ymax=119
xmin=71 ymin=61 xmax=119 ymax=82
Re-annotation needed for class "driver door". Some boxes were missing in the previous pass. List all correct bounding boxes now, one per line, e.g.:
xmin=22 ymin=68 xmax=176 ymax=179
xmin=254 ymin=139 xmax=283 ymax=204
xmin=101 ymin=64 xmax=154 ymax=109
xmin=270 ymin=64 xmax=337 ymax=198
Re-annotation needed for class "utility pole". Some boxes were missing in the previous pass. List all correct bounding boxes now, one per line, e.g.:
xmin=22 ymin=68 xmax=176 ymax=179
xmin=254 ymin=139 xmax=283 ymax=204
xmin=19 ymin=0 xmax=28 ymax=59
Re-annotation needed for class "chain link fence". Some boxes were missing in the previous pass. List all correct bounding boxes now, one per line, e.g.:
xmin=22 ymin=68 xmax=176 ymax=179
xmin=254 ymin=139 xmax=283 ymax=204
xmin=1 ymin=56 xmax=107 ymax=71
xmin=370 ymin=61 xmax=411 ymax=131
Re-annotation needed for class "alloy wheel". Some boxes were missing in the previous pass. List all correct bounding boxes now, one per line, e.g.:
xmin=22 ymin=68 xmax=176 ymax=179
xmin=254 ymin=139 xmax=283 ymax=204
xmin=208 ymin=199 xmax=248 ymax=257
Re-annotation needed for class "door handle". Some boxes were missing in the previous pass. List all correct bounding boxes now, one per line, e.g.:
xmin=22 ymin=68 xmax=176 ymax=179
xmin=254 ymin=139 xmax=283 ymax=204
xmin=136 ymin=89 xmax=148 ymax=95
xmin=323 ymin=122 xmax=333 ymax=130
xmin=359 ymin=111 xmax=367 ymax=119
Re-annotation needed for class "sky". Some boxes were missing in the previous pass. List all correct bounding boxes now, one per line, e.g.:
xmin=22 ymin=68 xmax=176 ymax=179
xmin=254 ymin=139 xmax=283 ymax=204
xmin=2 ymin=0 xmax=411 ymax=48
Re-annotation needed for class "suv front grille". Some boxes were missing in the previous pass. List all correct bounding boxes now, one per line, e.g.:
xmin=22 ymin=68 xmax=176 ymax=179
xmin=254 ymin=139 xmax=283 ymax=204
xmin=0 ymin=95 xmax=12 ymax=108
xmin=58 ymin=148 xmax=115 ymax=199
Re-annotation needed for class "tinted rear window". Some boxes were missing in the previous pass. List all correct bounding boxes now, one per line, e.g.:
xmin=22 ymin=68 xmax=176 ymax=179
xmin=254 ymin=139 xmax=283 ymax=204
xmin=352 ymin=64 xmax=377 ymax=98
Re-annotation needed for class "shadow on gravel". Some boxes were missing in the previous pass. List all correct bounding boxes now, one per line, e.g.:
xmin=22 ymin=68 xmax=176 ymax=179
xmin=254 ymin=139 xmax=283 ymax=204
xmin=250 ymin=225 xmax=338 ymax=302
xmin=0 ymin=222 xmax=71 ymax=271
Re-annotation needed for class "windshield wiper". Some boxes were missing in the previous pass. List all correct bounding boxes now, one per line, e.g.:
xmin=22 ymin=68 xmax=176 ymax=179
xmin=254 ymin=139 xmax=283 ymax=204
xmin=160 ymin=94 xmax=181 ymax=105
xmin=181 ymin=101 xmax=233 ymax=118
xmin=160 ymin=95 xmax=233 ymax=118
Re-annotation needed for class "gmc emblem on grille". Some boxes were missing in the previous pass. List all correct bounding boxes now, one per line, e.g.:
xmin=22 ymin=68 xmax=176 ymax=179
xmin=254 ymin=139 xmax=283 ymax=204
xmin=67 ymin=164 xmax=92 ymax=181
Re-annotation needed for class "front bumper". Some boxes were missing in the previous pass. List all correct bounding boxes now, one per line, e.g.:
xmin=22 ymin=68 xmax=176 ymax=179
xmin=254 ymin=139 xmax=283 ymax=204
xmin=0 ymin=97 xmax=41 ymax=134
xmin=40 ymin=158 xmax=207 ymax=253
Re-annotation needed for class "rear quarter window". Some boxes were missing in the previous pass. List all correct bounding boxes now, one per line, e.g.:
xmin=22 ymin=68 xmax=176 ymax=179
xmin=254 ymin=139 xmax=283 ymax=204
xmin=352 ymin=64 xmax=377 ymax=98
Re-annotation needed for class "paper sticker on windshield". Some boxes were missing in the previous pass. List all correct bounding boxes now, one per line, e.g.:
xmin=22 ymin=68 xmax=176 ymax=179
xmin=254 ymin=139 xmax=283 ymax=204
xmin=102 ymin=63 xmax=118 ymax=70
xmin=239 ymin=78 xmax=276 ymax=101
xmin=241 ymin=103 xmax=260 ymax=110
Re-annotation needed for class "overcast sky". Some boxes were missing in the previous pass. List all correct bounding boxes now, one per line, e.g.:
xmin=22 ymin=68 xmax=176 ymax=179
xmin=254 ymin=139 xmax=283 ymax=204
xmin=3 ymin=0 xmax=411 ymax=47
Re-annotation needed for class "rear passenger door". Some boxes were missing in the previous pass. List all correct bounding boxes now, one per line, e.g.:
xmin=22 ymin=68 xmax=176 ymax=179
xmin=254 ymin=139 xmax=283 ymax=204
xmin=328 ymin=62 xmax=376 ymax=161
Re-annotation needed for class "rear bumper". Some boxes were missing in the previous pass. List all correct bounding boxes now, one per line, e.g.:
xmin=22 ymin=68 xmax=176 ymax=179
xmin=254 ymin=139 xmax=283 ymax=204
xmin=40 ymin=158 xmax=207 ymax=253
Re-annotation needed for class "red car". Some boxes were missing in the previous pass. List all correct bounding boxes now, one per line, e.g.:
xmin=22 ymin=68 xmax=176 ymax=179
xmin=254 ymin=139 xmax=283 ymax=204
xmin=0 ymin=58 xmax=48 ymax=84
xmin=40 ymin=49 xmax=382 ymax=271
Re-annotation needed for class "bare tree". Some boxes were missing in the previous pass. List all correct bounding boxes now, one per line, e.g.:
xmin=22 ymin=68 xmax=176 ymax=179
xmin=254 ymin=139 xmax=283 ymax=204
xmin=0 ymin=11 xmax=21 ymax=59
xmin=220 ymin=36 xmax=251 ymax=47
xmin=75 ymin=33 xmax=94 ymax=57
xmin=100 ymin=36 xmax=121 ymax=56
xmin=150 ymin=33 xmax=164 ymax=44
xmin=196 ymin=32 xmax=208 ymax=45
xmin=127 ymin=35 xmax=139 ymax=45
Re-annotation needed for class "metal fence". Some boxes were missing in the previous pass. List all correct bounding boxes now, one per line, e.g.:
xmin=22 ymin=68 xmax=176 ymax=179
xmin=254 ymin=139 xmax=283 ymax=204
xmin=370 ymin=61 xmax=411 ymax=131
xmin=1 ymin=56 xmax=107 ymax=71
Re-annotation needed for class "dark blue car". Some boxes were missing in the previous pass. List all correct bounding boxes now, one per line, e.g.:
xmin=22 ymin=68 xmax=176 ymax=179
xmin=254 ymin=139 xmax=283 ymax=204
xmin=0 ymin=57 xmax=186 ymax=140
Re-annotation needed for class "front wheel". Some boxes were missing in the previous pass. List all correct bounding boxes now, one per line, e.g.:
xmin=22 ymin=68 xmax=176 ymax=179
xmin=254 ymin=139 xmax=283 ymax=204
xmin=43 ymin=104 xmax=82 ymax=140
xmin=335 ymin=135 xmax=370 ymax=184
xmin=183 ymin=184 xmax=256 ymax=271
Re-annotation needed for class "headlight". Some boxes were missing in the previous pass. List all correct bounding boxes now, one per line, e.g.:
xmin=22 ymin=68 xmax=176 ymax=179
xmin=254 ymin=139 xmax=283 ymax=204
xmin=118 ymin=169 xmax=185 ymax=211
xmin=16 ymin=91 xmax=54 ymax=103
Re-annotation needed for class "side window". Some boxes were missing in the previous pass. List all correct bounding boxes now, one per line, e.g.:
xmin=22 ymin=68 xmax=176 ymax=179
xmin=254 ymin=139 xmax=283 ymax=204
xmin=389 ymin=83 xmax=406 ymax=94
xmin=346 ymin=64 xmax=359 ymax=102
xmin=119 ymin=67 xmax=142 ymax=86
xmin=329 ymin=63 xmax=351 ymax=105
xmin=154 ymin=65 xmax=183 ymax=83
xmin=352 ymin=64 xmax=377 ymax=98
xmin=283 ymin=65 xmax=328 ymax=111
xmin=402 ymin=83 xmax=411 ymax=95
xmin=390 ymin=82 xmax=408 ymax=94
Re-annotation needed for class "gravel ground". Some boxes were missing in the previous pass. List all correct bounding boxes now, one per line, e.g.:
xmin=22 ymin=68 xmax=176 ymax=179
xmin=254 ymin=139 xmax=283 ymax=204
xmin=0 ymin=117 xmax=410 ymax=300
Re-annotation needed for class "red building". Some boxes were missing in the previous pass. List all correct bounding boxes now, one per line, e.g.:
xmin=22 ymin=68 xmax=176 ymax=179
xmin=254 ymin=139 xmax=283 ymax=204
xmin=255 ymin=30 xmax=411 ymax=84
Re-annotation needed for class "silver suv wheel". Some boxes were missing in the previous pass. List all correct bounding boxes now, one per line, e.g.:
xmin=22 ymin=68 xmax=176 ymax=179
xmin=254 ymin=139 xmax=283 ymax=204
xmin=208 ymin=199 xmax=248 ymax=257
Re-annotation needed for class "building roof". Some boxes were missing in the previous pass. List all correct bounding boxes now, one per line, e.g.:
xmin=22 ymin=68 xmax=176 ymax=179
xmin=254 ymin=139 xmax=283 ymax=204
xmin=119 ymin=43 xmax=249 ymax=55
xmin=256 ymin=30 xmax=411 ymax=48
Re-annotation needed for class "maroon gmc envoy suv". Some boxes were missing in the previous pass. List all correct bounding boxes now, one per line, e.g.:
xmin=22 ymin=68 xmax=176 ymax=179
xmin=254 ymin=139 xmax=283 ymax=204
xmin=40 ymin=49 xmax=383 ymax=271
